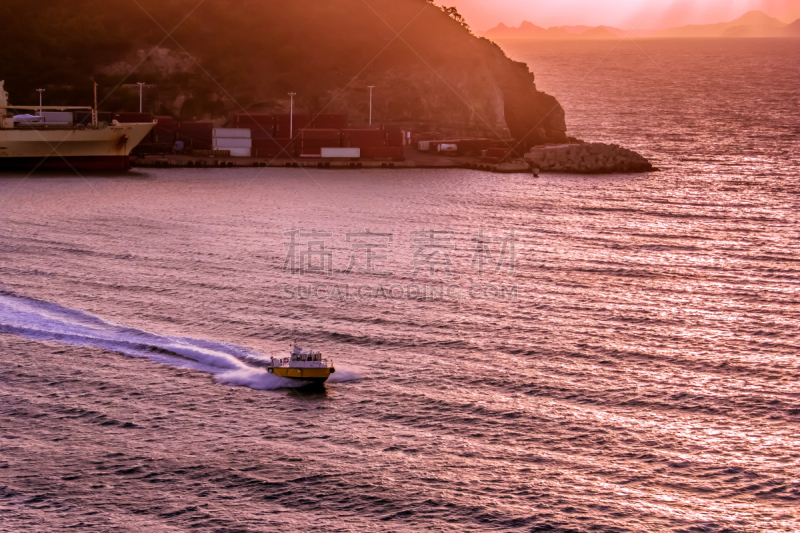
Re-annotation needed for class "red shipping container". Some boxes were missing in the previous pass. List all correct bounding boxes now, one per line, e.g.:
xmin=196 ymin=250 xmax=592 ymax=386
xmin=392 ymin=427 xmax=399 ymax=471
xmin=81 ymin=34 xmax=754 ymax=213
xmin=253 ymin=138 xmax=294 ymax=158
xmin=154 ymin=115 xmax=175 ymax=129
xmin=153 ymin=132 xmax=173 ymax=144
xmin=153 ymin=116 xmax=176 ymax=144
xmin=360 ymin=146 xmax=404 ymax=160
xmin=275 ymin=115 xmax=311 ymax=138
xmin=302 ymin=140 xmax=342 ymax=151
xmin=249 ymin=128 xmax=274 ymax=140
xmin=300 ymin=129 xmax=342 ymax=141
xmin=236 ymin=114 xmax=275 ymax=138
xmin=309 ymin=114 xmax=347 ymax=129
xmin=176 ymin=122 xmax=213 ymax=150
xmin=386 ymin=132 xmax=404 ymax=148
xmin=342 ymin=129 xmax=387 ymax=148
xmin=235 ymin=114 xmax=274 ymax=125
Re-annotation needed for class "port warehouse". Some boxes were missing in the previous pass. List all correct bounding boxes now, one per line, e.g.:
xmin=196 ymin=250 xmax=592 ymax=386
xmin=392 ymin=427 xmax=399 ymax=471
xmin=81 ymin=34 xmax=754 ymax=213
xmin=66 ymin=111 xmax=519 ymax=163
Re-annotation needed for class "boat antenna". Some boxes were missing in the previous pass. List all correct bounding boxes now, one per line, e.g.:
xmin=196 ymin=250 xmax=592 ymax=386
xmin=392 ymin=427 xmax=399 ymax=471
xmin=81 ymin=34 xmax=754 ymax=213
xmin=92 ymin=81 xmax=98 ymax=129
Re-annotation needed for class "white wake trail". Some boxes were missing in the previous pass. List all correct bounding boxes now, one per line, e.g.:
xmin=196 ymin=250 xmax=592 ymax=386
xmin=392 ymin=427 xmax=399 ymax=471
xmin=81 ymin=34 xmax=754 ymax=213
xmin=0 ymin=292 xmax=359 ymax=390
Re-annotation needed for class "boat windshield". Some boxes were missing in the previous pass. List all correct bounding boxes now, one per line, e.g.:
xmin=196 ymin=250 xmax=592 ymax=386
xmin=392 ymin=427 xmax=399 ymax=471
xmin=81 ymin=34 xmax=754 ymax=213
xmin=290 ymin=352 xmax=323 ymax=362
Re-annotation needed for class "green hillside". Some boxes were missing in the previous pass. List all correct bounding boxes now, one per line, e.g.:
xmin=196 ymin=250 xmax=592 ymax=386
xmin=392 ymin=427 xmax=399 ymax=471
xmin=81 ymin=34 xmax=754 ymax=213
xmin=0 ymin=0 xmax=567 ymax=143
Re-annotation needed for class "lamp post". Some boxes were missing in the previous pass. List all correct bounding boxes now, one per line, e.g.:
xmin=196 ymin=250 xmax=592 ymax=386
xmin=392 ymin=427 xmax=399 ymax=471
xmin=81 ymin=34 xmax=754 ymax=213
xmin=288 ymin=92 xmax=296 ymax=138
xmin=137 ymin=82 xmax=146 ymax=113
xmin=367 ymin=85 xmax=375 ymax=126
xmin=36 ymin=89 xmax=45 ymax=116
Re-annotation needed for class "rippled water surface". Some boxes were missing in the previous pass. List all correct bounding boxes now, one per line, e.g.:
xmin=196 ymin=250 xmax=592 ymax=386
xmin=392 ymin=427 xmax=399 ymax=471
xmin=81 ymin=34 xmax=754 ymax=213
xmin=1 ymin=40 xmax=798 ymax=532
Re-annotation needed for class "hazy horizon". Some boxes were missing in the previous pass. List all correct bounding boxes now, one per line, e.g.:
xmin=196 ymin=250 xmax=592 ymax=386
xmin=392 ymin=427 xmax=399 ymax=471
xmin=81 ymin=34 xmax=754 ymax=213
xmin=450 ymin=0 xmax=799 ymax=33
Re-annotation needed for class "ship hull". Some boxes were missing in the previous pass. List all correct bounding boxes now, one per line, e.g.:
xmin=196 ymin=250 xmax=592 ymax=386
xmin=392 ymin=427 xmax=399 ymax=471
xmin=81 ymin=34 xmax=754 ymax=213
xmin=0 ymin=155 xmax=131 ymax=172
xmin=0 ymin=122 xmax=154 ymax=172
xmin=270 ymin=366 xmax=333 ymax=384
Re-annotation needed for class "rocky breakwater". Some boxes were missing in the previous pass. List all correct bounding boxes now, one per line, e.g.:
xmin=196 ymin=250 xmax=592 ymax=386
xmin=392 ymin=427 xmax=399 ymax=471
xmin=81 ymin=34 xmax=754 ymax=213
xmin=524 ymin=143 xmax=655 ymax=173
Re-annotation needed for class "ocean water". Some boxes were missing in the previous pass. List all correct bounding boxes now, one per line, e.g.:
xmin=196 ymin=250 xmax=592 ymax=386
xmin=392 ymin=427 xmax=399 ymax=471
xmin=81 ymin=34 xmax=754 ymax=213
xmin=1 ymin=39 xmax=798 ymax=532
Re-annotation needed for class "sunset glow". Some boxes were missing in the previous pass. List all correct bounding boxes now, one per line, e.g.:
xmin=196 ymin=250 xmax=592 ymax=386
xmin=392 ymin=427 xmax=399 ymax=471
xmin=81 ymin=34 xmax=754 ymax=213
xmin=1 ymin=1 xmax=798 ymax=531
xmin=452 ymin=0 xmax=800 ymax=32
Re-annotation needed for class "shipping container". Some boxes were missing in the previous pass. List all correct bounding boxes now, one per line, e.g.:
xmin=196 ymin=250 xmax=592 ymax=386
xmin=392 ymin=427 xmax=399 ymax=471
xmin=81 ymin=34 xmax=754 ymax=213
xmin=153 ymin=116 xmax=176 ymax=144
xmin=213 ymin=138 xmax=252 ymax=149
xmin=253 ymin=138 xmax=294 ymax=158
xmin=41 ymin=112 xmax=74 ymax=125
xmin=341 ymin=129 xmax=387 ymax=148
xmin=417 ymin=140 xmax=431 ymax=151
xmin=153 ymin=132 xmax=174 ymax=144
xmin=155 ymin=116 xmax=176 ymax=128
xmin=249 ymin=129 xmax=274 ymax=140
xmin=275 ymin=114 xmax=311 ymax=138
xmin=386 ymin=132 xmax=404 ymax=148
xmin=309 ymin=114 xmax=347 ymax=129
xmin=360 ymin=146 xmax=403 ymax=160
xmin=300 ymin=129 xmax=342 ymax=140
xmin=235 ymin=114 xmax=276 ymax=138
xmin=176 ymin=122 xmax=213 ymax=150
xmin=301 ymin=129 xmax=342 ymax=151
xmin=301 ymin=141 xmax=342 ymax=152
xmin=213 ymin=128 xmax=251 ymax=139
xmin=321 ymin=147 xmax=360 ymax=158
xmin=227 ymin=147 xmax=251 ymax=157
xmin=235 ymin=114 xmax=275 ymax=126
xmin=438 ymin=143 xmax=459 ymax=154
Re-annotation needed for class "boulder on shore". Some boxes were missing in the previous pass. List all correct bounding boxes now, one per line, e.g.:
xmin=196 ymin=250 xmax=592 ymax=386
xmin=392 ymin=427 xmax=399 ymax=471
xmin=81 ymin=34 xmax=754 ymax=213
xmin=524 ymin=143 xmax=655 ymax=173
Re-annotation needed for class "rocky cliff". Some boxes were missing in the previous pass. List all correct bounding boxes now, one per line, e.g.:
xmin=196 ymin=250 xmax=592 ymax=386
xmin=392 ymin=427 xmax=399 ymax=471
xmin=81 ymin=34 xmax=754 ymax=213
xmin=0 ymin=0 xmax=567 ymax=143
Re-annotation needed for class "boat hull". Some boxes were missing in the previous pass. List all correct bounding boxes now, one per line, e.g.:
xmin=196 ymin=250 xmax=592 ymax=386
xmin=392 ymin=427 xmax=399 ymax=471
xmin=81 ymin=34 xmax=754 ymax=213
xmin=0 ymin=122 xmax=154 ymax=172
xmin=0 ymin=155 xmax=131 ymax=172
xmin=271 ymin=366 xmax=333 ymax=384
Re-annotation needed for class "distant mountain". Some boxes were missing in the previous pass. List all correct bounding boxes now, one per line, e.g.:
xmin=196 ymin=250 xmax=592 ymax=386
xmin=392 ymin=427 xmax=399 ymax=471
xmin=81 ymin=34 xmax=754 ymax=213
xmin=556 ymin=25 xmax=627 ymax=37
xmin=656 ymin=11 xmax=786 ymax=38
xmin=485 ymin=21 xmax=618 ymax=41
xmin=781 ymin=18 xmax=800 ymax=36
xmin=485 ymin=10 xmax=797 ymax=42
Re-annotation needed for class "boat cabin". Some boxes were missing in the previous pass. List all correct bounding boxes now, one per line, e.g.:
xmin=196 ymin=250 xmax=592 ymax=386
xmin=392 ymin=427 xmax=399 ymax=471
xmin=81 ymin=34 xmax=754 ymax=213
xmin=291 ymin=351 xmax=323 ymax=362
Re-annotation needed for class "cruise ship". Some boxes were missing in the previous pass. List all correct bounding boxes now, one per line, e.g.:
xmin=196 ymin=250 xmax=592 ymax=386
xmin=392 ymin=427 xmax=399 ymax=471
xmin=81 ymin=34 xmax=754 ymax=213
xmin=0 ymin=81 xmax=155 ymax=171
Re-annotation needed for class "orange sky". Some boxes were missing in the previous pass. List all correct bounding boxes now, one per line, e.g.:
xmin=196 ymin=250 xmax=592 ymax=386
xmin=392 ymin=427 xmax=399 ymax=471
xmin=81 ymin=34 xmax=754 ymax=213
xmin=450 ymin=0 xmax=800 ymax=32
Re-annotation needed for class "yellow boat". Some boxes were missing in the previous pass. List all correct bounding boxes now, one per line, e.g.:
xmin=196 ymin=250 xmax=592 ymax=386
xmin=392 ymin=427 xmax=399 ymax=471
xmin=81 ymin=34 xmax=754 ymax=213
xmin=266 ymin=344 xmax=335 ymax=385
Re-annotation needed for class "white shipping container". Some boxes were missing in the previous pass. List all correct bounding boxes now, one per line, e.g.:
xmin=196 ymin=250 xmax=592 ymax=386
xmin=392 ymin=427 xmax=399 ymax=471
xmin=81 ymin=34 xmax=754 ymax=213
xmin=213 ymin=138 xmax=252 ymax=149
xmin=213 ymin=128 xmax=251 ymax=139
xmin=417 ymin=140 xmax=430 ymax=151
xmin=438 ymin=143 xmax=458 ymax=153
xmin=42 ymin=111 xmax=73 ymax=125
xmin=227 ymin=147 xmax=252 ymax=157
xmin=321 ymin=147 xmax=360 ymax=158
